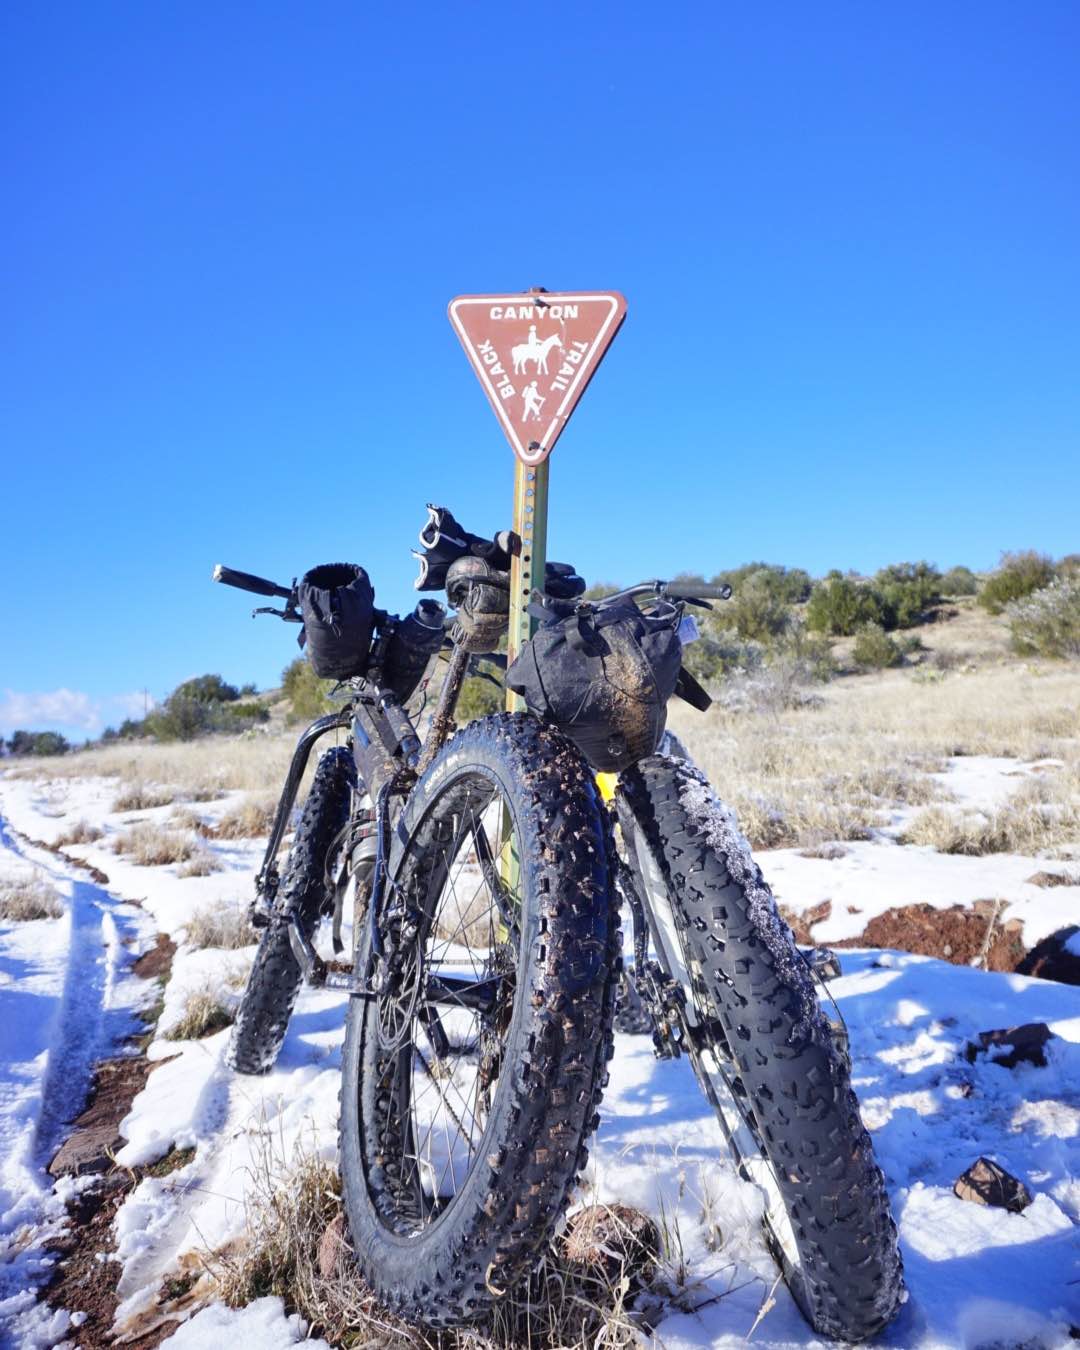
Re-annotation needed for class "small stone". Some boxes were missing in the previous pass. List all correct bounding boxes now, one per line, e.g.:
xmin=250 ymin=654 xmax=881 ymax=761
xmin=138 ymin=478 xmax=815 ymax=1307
xmin=965 ymin=1022 xmax=1053 ymax=1069
xmin=48 ymin=1125 xmax=118 ymax=1177
xmin=317 ymin=1213 xmax=348 ymax=1279
xmin=954 ymin=1157 xmax=1032 ymax=1213
xmin=1025 ymin=870 xmax=1076 ymax=889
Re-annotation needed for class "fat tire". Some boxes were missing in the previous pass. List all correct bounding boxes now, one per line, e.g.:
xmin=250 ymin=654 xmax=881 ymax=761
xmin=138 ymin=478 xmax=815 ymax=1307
xmin=339 ymin=713 xmax=618 ymax=1327
xmin=227 ymin=745 xmax=354 ymax=1075
xmin=620 ymin=756 xmax=904 ymax=1343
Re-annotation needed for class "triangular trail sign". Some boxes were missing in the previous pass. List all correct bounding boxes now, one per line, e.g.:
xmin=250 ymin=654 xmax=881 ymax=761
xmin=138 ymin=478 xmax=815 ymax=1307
xmin=449 ymin=290 xmax=627 ymax=465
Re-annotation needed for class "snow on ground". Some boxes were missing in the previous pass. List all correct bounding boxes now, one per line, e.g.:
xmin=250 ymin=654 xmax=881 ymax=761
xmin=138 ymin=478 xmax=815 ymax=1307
xmin=0 ymin=815 xmax=156 ymax=1347
xmin=764 ymin=755 xmax=1079 ymax=948
xmin=1 ymin=756 xmax=1078 ymax=1348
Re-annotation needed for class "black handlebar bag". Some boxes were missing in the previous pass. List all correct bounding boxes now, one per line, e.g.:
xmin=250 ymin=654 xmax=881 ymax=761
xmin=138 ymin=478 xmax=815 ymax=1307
xmin=297 ymin=563 xmax=376 ymax=680
xmin=506 ymin=600 xmax=683 ymax=773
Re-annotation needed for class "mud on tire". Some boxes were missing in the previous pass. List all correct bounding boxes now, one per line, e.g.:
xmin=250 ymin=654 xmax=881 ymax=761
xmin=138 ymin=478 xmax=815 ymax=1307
xmin=227 ymin=745 xmax=354 ymax=1075
xmin=619 ymin=756 xmax=904 ymax=1343
xmin=339 ymin=713 xmax=618 ymax=1327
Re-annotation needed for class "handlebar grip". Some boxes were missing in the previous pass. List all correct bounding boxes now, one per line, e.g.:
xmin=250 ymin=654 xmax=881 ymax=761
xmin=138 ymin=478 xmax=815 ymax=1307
xmin=664 ymin=583 xmax=732 ymax=601
xmin=212 ymin=563 xmax=292 ymax=600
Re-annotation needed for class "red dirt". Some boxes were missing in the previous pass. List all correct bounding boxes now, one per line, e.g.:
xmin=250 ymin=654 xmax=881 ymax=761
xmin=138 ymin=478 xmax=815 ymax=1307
xmin=834 ymin=901 xmax=1027 ymax=972
xmin=778 ymin=899 xmax=832 ymax=945
xmin=132 ymin=933 xmax=176 ymax=981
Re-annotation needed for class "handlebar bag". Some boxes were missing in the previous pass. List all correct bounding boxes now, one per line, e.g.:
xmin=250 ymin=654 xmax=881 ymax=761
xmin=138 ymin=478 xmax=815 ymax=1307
xmin=384 ymin=600 xmax=446 ymax=703
xmin=505 ymin=599 xmax=682 ymax=772
xmin=297 ymin=563 xmax=376 ymax=680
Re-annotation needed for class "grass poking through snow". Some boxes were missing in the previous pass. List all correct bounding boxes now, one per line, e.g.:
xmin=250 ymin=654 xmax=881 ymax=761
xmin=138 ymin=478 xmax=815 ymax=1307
xmin=0 ymin=877 xmax=64 ymax=921
xmin=184 ymin=902 xmax=257 ymax=950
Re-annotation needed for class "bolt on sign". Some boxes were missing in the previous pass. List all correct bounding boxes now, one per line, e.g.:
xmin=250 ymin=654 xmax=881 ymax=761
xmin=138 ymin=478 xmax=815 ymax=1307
xmin=448 ymin=291 xmax=627 ymax=465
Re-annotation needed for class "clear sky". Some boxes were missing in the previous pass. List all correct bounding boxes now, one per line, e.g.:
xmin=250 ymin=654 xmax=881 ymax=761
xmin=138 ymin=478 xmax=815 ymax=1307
xmin=3 ymin=2 xmax=1078 ymax=739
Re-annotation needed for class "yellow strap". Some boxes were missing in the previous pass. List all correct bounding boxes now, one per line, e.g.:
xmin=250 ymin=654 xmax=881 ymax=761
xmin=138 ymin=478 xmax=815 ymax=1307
xmin=595 ymin=771 xmax=618 ymax=802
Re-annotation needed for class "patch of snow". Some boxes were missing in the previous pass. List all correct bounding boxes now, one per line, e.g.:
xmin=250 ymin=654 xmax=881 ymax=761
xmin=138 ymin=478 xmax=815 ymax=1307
xmin=166 ymin=1295 xmax=329 ymax=1349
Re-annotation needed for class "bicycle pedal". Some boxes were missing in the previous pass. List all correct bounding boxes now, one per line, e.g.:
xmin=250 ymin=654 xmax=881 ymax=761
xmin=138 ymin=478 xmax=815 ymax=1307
xmin=801 ymin=946 xmax=842 ymax=981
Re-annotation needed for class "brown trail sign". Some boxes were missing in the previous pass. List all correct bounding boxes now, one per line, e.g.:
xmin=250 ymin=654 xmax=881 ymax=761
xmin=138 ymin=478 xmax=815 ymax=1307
xmin=448 ymin=291 xmax=626 ymax=465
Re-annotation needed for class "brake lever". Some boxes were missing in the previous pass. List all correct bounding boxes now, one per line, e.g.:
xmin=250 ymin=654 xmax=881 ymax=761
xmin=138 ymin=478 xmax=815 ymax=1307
xmin=252 ymin=602 xmax=303 ymax=623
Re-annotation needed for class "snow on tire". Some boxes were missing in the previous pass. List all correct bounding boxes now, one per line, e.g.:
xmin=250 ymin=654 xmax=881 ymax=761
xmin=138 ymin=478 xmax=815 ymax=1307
xmin=620 ymin=755 xmax=905 ymax=1343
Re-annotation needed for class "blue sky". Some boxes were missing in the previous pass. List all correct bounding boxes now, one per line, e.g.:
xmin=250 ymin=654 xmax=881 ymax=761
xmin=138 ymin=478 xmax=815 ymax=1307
xmin=3 ymin=2 xmax=1078 ymax=739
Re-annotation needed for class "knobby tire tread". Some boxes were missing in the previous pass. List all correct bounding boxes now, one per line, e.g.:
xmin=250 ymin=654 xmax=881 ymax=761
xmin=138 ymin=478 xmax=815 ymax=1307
xmin=339 ymin=713 xmax=618 ymax=1328
xmin=621 ymin=755 xmax=904 ymax=1343
xmin=227 ymin=746 xmax=354 ymax=1076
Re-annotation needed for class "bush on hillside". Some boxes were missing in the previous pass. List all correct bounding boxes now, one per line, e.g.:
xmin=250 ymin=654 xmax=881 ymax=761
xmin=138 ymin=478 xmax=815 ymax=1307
xmin=873 ymin=561 xmax=942 ymax=628
xmin=852 ymin=623 xmax=902 ymax=670
xmin=281 ymin=658 xmax=335 ymax=723
xmin=940 ymin=565 xmax=979 ymax=597
xmin=710 ymin=562 xmax=812 ymax=605
xmin=144 ymin=674 xmax=266 ymax=741
xmin=805 ymin=572 xmax=884 ymax=635
xmin=713 ymin=571 xmax=793 ymax=644
xmin=1006 ymin=577 xmax=1080 ymax=659
xmin=2 ymin=730 xmax=71 ymax=757
xmin=978 ymin=550 xmax=1056 ymax=614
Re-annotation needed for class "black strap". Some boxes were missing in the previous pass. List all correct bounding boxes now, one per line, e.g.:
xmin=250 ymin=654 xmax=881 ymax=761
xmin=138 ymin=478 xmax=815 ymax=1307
xmin=673 ymin=666 xmax=712 ymax=711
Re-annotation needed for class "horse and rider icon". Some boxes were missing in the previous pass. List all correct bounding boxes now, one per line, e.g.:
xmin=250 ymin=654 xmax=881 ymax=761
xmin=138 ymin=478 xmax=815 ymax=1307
xmin=512 ymin=325 xmax=563 ymax=376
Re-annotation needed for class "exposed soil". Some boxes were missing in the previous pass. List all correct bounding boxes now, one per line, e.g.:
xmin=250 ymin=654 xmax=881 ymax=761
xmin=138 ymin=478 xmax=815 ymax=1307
xmin=778 ymin=898 xmax=832 ymax=945
xmin=43 ymin=931 xmax=182 ymax=1345
xmin=834 ymin=900 xmax=1027 ymax=972
xmin=9 ymin=824 xmax=111 ymax=885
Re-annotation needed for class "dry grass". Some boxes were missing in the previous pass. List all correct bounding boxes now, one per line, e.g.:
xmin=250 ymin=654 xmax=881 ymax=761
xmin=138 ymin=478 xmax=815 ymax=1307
xmin=213 ymin=793 xmax=277 ymax=840
xmin=164 ymin=987 xmax=235 ymax=1040
xmin=184 ymin=902 xmax=257 ymax=950
xmin=113 ymin=823 xmax=203 ymax=867
xmin=671 ymin=663 xmax=1080 ymax=851
xmin=903 ymin=772 xmax=1080 ymax=857
xmin=209 ymin=1142 xmax=653 ymax=1350
xmin=6 ymin=729 xmax=310 ymax=797
xmin=114 ymin=780 xmax=179 ymax=811
xmin=54 ymin=819 xmax=104 ymax=846
xmin=177 ymin=847 xmax=224 ymax=877
xmin=0 ymin=876 xmax=64 ymax=921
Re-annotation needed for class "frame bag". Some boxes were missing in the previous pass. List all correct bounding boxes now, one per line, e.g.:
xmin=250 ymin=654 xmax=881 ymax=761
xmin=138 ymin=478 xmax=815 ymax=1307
xmin=506 ymin=599 xmax=683 ymax=772
xmin=297 ymin=563 xmax=376 ymax=680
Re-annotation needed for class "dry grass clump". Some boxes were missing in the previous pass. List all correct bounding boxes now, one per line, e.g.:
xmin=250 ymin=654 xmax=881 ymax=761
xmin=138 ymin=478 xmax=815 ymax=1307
xmin=184 ymin=902 xmax=257 ymax=950
xmin=903 ymin=797 xmax=1080 ymax=857
xmin=0 ymin=877 xmax=65 ymax=921
xmin=210 ymin=1144 xmax=652 ymax=1350
xmin=113 ymin=823 xmax=203 ymax=867
xmin=54 ymin=819 xmax=104 ymax=846
xmin=114 ymin=780 xmax=179 ymax=811
xmin=177 ymin=847 xmax=223 ymax=877
xmin=670 ymin=663 xmax=1080 ymax=851
xmin=164 ymin=988 xmax=235 ymax=1040
xmin=213 ymin=793 xmax=277 ymax=840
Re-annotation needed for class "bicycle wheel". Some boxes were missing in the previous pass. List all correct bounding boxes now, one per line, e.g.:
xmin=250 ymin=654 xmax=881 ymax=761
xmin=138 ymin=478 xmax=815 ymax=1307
xmin=339 ymin=713 xmax=618 ymax=1327
xmin=227 ymin=745 xmax=354 ymax=1075
xmin=619 ymin=755 xmax=904 ymax=1343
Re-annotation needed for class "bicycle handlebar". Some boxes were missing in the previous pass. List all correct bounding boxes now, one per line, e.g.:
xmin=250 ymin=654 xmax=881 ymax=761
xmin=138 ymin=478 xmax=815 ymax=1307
xmin=212 ymin=563 xmax=293 ymax=601
xmin=593 ymin=580 xmax=732 ymax=607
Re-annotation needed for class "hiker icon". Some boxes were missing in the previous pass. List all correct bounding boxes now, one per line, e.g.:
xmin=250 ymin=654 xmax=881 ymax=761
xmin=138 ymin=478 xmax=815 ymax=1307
xmin=521 ymin=381 xmax=545 ymax=422
xmin=512 ymin=328 xmax=563 ymax=376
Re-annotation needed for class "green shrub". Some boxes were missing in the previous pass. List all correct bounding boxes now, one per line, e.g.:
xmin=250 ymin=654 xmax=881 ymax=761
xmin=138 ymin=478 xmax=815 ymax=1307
xmin=715 ymin=571 xmax=793 ymax=644
xmin=281 ymin=658 xmax=335 ymax=722
xmin=940 ymin=565 xmax=979 ymax=597
xmin=978 ymin=550 xmax=1056 ymax=615
xmin=4 ymin=730 xmax=71 ymax=757
xmin=456 ymin=675 xmax=503 ymax=724
xmin=711 ymin=562 xmax=812 ymax=605
xmin=1007 ymin=577 xmax=1080 ymax=658
xmin=172 ymin=674 xmax=241 ymax=704
xmin=806 ymin=572 xmax=884 ymax=635
xmin=852 ymin=623 xmax=902 ymax=669
xmin=144 ymin=674 xmax=268 ymax=741
xmin=873 ymin=561 xmax=942 ymax=628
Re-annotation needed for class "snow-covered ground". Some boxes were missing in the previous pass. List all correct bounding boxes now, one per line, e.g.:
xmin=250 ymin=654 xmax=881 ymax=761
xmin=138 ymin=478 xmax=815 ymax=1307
xmin=0 ymin=755 xmax=1077 ymax=1348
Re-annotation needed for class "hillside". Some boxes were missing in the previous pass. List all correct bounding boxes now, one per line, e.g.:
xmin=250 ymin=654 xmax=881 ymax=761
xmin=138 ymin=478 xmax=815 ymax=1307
xmin=1 ymin=599 xmax=1078 ymax=1348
